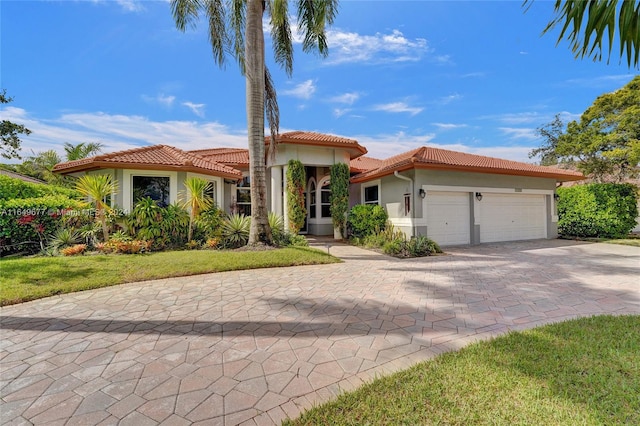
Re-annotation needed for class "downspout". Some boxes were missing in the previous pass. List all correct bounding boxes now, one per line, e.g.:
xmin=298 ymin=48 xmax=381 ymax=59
xmin=393 ymin=171 xmax=415 ymax=238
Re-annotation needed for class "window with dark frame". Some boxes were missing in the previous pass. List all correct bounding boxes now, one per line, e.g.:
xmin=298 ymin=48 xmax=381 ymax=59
xmin=364 ymin=185 xmax=379 ymax=205
xmin=133 ymin=176 xmax=170 ymax=207
xmin=309 ymin=180 xmax=317 ymax=219
xmin=404 ymin=193 xmax=411 ymax=216
xmin=235 ymin=176 xmax=251 ymax=216
xmin=320 ymin=179 xmax=331 ymax=218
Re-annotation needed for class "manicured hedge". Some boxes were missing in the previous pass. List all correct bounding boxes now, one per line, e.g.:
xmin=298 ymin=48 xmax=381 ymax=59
xmin=347 ymin=204 xmax=389 ymax=238
xmin=0 ymin=174 xmax=80 ymax=200
xmin=557 ymin=183 xmax=638 ymax=238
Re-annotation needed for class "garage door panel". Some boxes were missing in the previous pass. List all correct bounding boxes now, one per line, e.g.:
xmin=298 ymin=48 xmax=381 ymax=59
xmin=479 ymin=194 xmax=546 ymax=243
xmin=426 ymin=192 xmax=470 ymax=246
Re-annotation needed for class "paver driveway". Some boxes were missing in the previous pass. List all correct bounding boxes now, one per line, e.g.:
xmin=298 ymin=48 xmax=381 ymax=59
xmin=1 ymin=239 xmax=639 ymax=425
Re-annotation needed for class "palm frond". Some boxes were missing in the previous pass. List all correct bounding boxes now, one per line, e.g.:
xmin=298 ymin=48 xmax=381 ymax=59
xmin=269 ymin=0 xmax=294 ymax=75
xmin=171 ymin=0 xmax=202 ymax=31
xmin=296 ymin=0 xmax=338 ymax=56
xmin=206 ymin=0 xmax=228 ymax=66
xmin=265 ymin=66 xmax=280 ymax=161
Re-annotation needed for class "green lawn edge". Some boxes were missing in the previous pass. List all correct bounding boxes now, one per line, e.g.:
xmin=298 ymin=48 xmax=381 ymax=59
xmin=0 ymin=247 xmax=340 ymax=306
xmin=285 ymin=314 xmax=640 ymax=426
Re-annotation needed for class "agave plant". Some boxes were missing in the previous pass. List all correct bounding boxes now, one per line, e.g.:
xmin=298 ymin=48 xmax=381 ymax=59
xmin=47 ymin=228 xmax=81 ymax=252
xmin=222 ymin=214 xmax=250 ymax=248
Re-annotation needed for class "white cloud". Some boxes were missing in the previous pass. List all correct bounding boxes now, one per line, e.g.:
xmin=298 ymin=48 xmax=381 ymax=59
xmin=329 ymin=92 xmax=360 ymax=105
xmin=372 ymin=102 xmax=423 ymax=116
xmin=565 ymin=74 xmax=634 ymax=88
xmin=282 ymin=80 xmax=316 ymax=100
xmin=499 ymin=127 xmax=538 ymax=140
xmin=432 ymin=123 xmax=468 ymax=130
xmin=333 ymin=108 xmax=352 ymax=118
xmin=439 ymin=93 xmax=462 ymax=104
xmin=89 ymin=0 xmax=146 ymax=12
xmin=1 ymin=108 xmax=247 ymax=163
xmin=318 ymin=29 xmax=431 ymax=65
xmin=182 ymin=101 xmax=206 ymax=118
xmin=350 ymin=129 xmax=534 ymax=163
xmin=142 ymin=93 xmax=176 ymax=108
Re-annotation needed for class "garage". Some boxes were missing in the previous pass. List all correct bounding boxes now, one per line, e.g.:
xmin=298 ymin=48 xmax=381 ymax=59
xmin=479 ymin=193 xmax=546 ymax=243
xmin=426 ymin=191 xmax=470 ymax=246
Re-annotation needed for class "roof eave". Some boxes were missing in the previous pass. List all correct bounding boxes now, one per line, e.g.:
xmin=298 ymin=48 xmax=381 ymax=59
xmin=351 ymin=162 xmax=585 ymax=183
xmin=54 ymin=161 xmax=242 ymax=179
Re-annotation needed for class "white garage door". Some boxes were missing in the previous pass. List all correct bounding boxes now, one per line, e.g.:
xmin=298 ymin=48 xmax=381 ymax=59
xmin=426 ymin=191 xmax=470 ymax=246
xmin=479 ymin=193 xmax=546 ymax=243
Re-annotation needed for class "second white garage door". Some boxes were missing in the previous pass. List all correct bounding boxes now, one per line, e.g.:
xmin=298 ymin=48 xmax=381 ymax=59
xmin=426 ymin=191 xmax=470 ymax=246
xmin=479 ymin=193 xmax=546 ymax=243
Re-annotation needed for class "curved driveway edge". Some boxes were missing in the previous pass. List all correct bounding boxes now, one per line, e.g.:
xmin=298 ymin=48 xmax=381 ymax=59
xmin=1 ymin=240 xmax=639 ymax=425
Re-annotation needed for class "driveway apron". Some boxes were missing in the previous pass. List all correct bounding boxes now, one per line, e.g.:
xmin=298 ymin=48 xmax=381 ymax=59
xmin=1 ymin=240 xmax=639 ymax=425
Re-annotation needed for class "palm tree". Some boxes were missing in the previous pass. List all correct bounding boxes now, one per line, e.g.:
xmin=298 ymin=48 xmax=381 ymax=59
xmin=181 ymin=177 xmax=214 ymax=242
xmin=75 ymin=174 xmax=118 ymax=242
xmin=171 ymin=0 xmax=338 ymax=245
xmin=527 ymin=0 xmax=640 ymax=68
xmin=64 ymin=142 xmax=103 ymax=161
xmin=17 ymin=149 xmax=64 ymax=185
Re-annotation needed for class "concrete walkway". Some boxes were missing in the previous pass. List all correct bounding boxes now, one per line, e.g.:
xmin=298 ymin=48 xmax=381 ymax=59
xmin=1 ymin=239 xmax=639 ymax=425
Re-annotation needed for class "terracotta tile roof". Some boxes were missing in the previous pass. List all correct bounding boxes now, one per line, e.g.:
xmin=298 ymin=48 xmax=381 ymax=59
xmin=350 ymin=156 xmax=383 ymax=173
xmin=53 ymin=145 xmax=242 ymax=179
xmin=266 ymin=131 xmax=367 ymax=158
xmin=351 ymin=146 xmax=585 ymax=183
xmin=189 ymin=148 xmax=250 ymax=166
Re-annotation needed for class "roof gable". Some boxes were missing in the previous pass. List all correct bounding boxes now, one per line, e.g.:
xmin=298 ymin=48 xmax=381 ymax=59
xmin=267 ymin=131 xmax=367 ymax=159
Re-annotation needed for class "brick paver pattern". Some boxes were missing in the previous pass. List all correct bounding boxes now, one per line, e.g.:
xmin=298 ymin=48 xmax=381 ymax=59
xmin=1 ymin=239 xmax=639 ymax=425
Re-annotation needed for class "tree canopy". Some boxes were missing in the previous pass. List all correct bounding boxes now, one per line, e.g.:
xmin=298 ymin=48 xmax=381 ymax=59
xmin=1 ymin=90 xmax=32 ymax=159
xmin=527 ymin=0 xmax=640 ymax=68
xmin=530 ymin=75 xmax=640 ymax=182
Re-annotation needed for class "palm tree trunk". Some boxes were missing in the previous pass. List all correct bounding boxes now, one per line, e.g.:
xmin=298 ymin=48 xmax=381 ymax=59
xmin=245 ymin=0 xmax=272 ymax=245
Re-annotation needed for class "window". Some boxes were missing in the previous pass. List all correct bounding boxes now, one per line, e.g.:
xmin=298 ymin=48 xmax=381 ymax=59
xmin=206 ymin=181 xmax=217 ymax=205
xmin=235 ymin=176 xmax=251 ymax=216
xmin=320 ymin=179 xmax=331 ymax=218
xmin=133 ymin=176 xmax=170 ymax=207
xmin=404 ymin=193 xmax=411 ymax=216
xmin=309 ymin=180 xmax=317 ymax=219
xmin=364 ymin=185 xmax=379 ymax=205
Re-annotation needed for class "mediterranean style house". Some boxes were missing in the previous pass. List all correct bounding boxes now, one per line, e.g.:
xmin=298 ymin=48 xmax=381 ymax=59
xmin=53 ymin=131 xmax=585 ymax=246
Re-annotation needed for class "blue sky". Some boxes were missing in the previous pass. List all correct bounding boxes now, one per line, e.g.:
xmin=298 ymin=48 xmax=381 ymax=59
xmin=1 ymin=0 xmax=637 ymax=164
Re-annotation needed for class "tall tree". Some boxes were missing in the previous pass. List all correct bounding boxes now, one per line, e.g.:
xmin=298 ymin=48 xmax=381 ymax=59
xmin=526 ymin=0 xmax=640 ymax=68
xmin=64 ymin=142 xmax=103 ymax=161
xmin=171 ymin=0 xmax=338 ymax=245
xmin=530 ymin=75 xmax=640 ymax=182
xmin=1 ymin=90 xmax=32 ymax=159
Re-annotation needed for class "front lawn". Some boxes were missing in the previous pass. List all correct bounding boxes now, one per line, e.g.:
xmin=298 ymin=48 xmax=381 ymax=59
xmin=285 ymin=315 xmax=640 ymax=425
xmin=0 ymin=247 xmax=339 ymax=306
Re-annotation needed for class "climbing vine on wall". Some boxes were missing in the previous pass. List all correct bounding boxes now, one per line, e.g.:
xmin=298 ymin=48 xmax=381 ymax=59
xmin=330 ymin=162 xmax=350 ymax=237
xmin=286 ymin=160 xmax=306 ymax=234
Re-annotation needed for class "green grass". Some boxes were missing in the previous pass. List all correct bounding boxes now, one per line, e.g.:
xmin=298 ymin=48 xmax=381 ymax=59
xmin=285 ymin=315 xmax=640 ymax=425
xmin=601 ymin=238 xmax=640 ymax=247
xmin=0 ymin=247 xmax=339 ymax=306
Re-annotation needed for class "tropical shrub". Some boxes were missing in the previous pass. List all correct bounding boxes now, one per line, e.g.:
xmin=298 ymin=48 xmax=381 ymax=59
xmin=348 ymin=204 xmax=389 ymax=239
xmin=125 ymin=198 xmax=188 ymax=249
xmin=286 ymin=160 xmax=306 ymax=233
xmin=60 ymin=244 xmax=87 ymax=256
xmin=557 ymin=183 xmax=638 ymax=238
xmin=194 ymin=205 xmax=225 ymax=241
xmin=0 ymin=195 xmax=87 ymax=256
xmin=330 ymin=163 xmax=350 ymax=237
xmin=100 ymin=231 xmax=151 ymax=254
xmin=382 ymin=236 xmax=442 ymax=258
xmin=222 ymin=213 xmax=250 ymax=248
